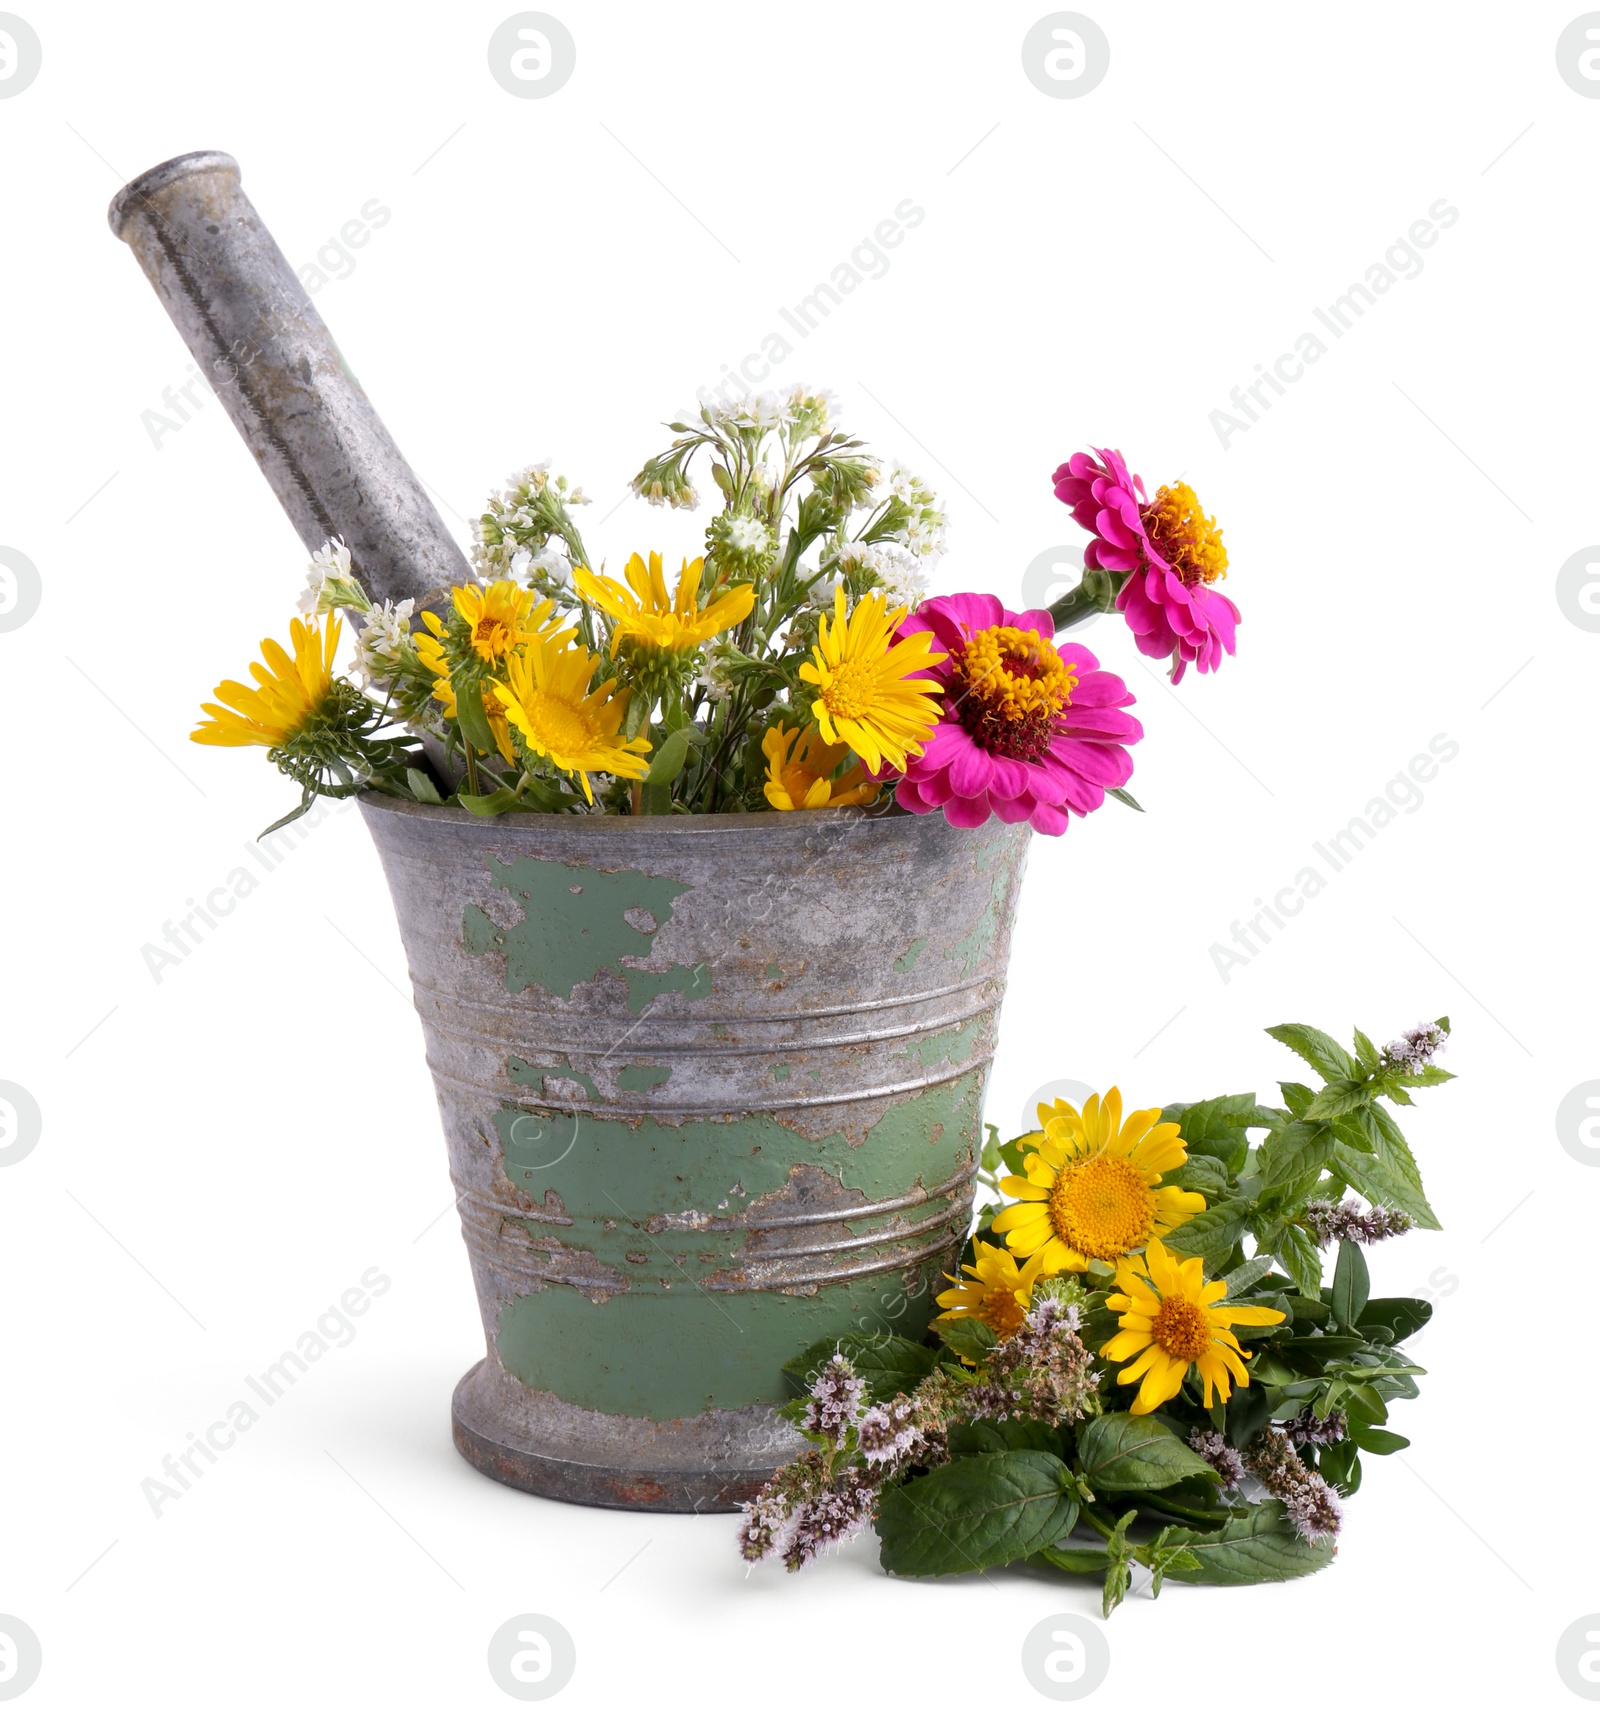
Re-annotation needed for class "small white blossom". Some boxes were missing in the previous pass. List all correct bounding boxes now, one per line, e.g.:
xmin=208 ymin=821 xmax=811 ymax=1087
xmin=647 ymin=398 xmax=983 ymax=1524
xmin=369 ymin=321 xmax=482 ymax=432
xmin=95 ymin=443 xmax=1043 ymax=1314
xmin=297 ymin=537 xmax=364 ymax=615
xmin=353 ymin=597 xmax=415 ymax=688
xmin=724 ymin=514 xmax=769 ymax=554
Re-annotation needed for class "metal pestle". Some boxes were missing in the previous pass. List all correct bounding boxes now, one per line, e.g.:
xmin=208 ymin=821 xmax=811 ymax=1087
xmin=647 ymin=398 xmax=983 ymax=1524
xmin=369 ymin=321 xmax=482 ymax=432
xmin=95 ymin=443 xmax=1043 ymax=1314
xmin=108 ymin=151 xmax=469 ymax=611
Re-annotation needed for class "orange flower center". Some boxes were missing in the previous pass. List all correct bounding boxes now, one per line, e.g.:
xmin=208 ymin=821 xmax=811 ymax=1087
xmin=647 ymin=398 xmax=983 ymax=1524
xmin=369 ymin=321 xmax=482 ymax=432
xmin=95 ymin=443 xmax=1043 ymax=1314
xmin=818 ymin=658 xmax=875 ymax=721
xmin=473 ymin=616 xmax=516 ymax=660
xmin=979 ymin=1286 xmax=1028 ymax=1338
xmin=1140 ymin=483 xmax=1228 ymax=587
xmin=1150 ymin=1295 xmax=1213 ymax=1363
xmin=950 ymin=625 xmax=1077 ymax=762
xmin=1047 ymin=1155 xmax=1156 ymax=1261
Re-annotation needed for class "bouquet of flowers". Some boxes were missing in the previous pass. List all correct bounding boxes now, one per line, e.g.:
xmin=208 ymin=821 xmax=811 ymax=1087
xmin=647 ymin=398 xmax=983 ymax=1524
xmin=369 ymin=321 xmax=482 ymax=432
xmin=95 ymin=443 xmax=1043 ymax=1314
xmin=190 ymin=390 xmax=1236 ymax=833
xmin=740 ymin=1019 xmax=1449 ymax=1612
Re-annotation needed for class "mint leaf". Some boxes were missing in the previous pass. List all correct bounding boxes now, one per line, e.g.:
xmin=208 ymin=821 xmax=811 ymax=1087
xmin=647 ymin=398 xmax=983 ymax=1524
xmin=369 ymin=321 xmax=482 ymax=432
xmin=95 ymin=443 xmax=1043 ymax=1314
xmin=877 ymin=1452 xmax=1079 ymax=1577
xmin=1076 ymin=1413 xmax=1219 ymax=1492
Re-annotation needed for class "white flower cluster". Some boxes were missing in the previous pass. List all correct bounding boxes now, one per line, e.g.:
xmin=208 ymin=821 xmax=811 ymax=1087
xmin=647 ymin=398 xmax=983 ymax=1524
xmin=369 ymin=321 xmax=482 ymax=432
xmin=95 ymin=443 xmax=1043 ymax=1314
xmin=707 ymin=382 xmax=840 ymax=437
xmin=1382 ymin=1021 xmax=1448 ymax=1074
xmin=832 ymin=540 xmax=929 ymax=611
xmin=471 ymin=462 xmax=588 ymax=580
xmin=353 ymin=598 xmax=415 ymax=690
xmin=693 ymin=641 xmax=739 ymax=704
xmin=877 ymin=462 xmax=948 ymax=562
xmin=509 ymin=544 xmax=573 ymax=588
xmin=296 ymin=536 xmax=358 ymax=616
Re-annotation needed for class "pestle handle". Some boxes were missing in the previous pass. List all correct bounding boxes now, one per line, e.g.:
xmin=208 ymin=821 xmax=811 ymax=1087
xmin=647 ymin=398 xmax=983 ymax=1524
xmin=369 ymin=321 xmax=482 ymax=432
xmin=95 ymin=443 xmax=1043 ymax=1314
xmin=109 ymin=151 xmax=469 ymax=611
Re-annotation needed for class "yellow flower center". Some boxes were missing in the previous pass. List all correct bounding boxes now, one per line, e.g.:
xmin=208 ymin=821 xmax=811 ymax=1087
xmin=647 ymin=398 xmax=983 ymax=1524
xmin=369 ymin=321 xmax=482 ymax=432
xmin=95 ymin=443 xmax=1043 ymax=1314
xmin=1141 ymin=482 xmax=1228 ymax=586
xmin=979 ymin=1287 xmax=1028 ymax=1338
xmin=1150 ymin=1295 xmax=1212 ymax=1363
xmin=1047 ymin=1155 xmax=1157 ymax=1261
xmin=519 ymin=689 xmax=597 ymax=757
xmin=951 ymin=626 xmax=1077 ymax=762
xmin=818 ymin=658 xmax=876 ymax=721
xmin=473 ymin=616 xmax=516 ymax=661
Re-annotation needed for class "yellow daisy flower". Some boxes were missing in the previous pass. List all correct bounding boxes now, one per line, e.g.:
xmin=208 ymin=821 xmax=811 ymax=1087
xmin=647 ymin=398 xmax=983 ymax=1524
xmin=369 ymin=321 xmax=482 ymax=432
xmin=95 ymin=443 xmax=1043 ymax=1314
xmin=450 ymin=579 xmax=555 ymax=665
xmin=761 ymin=723 xmax=881 ymax=811
xmin=491 ymin=636 xmax=652 ymax=804
xmin=934 ymin=1240 xmax=1052 ymax=1340
xmin=193 ymin=615 xmax=342 ymax=748
xmin=798 ymin=588 xmax=947 ymax=773
xmin=1100 ymin=1237 xmax=1285 ymax=1414
xmin=989 ymin=1088 xmax=1206 ymax=1273
xmin=413 ymin=585 xmax=570 ymax=760
xmin=574 ymin=552 xmax=754 ymax=660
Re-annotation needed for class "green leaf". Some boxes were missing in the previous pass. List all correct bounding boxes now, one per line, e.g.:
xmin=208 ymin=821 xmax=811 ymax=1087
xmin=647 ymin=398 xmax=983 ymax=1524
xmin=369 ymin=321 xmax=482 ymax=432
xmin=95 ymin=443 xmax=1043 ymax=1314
xmin=643 ymin=724 xmax=704 ymax=786
xmin=1385 ymin=1064 xmax=1456 ymax=1090
xmin=1076 ymin=1413 xmax=1219 ymax=1491
xmin=1163 ymin=1198 xmax=1252 ymax=1267
xmin=1173 ymin=1155 xmax=1231 ymax=1198
xmin=454 ymin=680 xmax=499 ymax=755
xmin=1304 ymin=1080 xmax=1372 ymax=1122
xmin=1349 ymin=1425 xmax=1409 ymax=1455
xmin=1225 ymin=1385 xmax=1274 ymax=1450
xmin=1332 ymin=1142 xmax=1440 ymax=1230
xmin=1275 ymin=1334 xmax=1369 ymax=1361
xmin=1107 ymin=786 xmax=1144 ymax=811
xmin=1159 ymin=1501 xmax=1337 ymax=1586
xmin=1162 ymin=1094 xmax=1277 ymax=1167
xmin=1278 ymin=1081 xmax=1316 ymax=1117
xmin=1357 ymin=1296 xmax=1432 ymax=1343
xmin=1352 ymin=1028 xmax=1382 ymax=1074
xmin=780 ymin=1333 xmax=937 ymax=1403
xmin=457 ymin=787 xmax=523 ymax=816
xmin=1317 ymin=1439 xmax=1362 ymax=1494
xmin=405 ymin=767 xmax=444 ymax=804
xmin=1266 ymin=1024 xmax=1356 ymax=1083
xmin=934 ymin=1316 xmax=999 ymax=1364
xmin=1365 ymin=1102 xmax=1433 ymax=1198
xmin=1330 ymin=1240 xmax=1370 ymax=1329
xmin=1221 ymin=1255 xmax=1278 ymax=1297
xmin=948 ymin=1419 xmax=1062 ymax=1458
xmin=1329 ymin=1109 xmax=1378 ymax=1156
xmin=1257 ymin=1121 xmax=1335 ymax=1192
xmin=1273 ymin=1225 xmax=1325 ymax=1300
xmin=876 ymin=1452 xmax=1079 ymax=1577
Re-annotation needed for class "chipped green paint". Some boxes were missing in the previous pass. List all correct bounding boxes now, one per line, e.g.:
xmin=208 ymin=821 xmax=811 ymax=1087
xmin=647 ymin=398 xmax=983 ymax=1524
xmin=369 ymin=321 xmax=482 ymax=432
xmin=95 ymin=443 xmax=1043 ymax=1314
xmin=622 ymin=961 xmax=711 ymax=1014
xmin=771 ymin=1063 xmax=791 ymax=1083
xmin=893 ymin=936 xmax=928 ymax=973
xmin=616 ymin=1064 xmax=671 ymax=1092
xmin=508 ymin=1056 xmax=599 ymax=1100
xmin=462 ymin=855 xmax=707 ymax=1014
xmin=901 ymin=1013 xmax=985 ymax=1069
xmin=492 ymin=1073 xmax=984 ymax=1418
xmin=764 ymin=963 xmax=783 ymax=979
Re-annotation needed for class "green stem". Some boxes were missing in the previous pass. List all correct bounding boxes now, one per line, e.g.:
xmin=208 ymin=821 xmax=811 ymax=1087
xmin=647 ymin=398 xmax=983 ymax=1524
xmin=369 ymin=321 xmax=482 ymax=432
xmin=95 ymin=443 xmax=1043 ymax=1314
xmin=1080 ymin=1505 xmax=1117 ymax=1543
xmin=1048 ymin=568 xmax=1126 ymax=634
xmin=1134 ymin=1493 xmax=1247 ymax=1526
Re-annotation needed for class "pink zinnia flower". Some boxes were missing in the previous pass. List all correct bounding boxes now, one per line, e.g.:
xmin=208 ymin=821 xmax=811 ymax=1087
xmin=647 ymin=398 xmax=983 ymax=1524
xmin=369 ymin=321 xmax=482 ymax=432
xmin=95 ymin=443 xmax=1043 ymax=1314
xmin=1052 ymin=447 xmax=1239 ymax=684
xmin=888 ymin=593 xmax=1140 ymax=836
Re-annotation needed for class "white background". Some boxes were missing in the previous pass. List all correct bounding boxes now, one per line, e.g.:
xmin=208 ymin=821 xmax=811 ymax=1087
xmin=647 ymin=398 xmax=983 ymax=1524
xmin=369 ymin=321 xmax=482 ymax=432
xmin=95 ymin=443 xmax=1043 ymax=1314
xmin=2 ymin=1 xmax=1595 ymax=1706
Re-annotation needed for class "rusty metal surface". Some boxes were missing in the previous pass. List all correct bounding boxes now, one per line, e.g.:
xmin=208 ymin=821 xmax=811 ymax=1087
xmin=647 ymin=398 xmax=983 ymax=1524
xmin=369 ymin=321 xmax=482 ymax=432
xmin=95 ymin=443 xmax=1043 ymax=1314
xmin=360 ymin=797 xmax=1032 ymax=1511
xmin=108 ymin=151 xmax=468 ymax=609
xmin=451 ymin=1360 xmax=790 ymax=1513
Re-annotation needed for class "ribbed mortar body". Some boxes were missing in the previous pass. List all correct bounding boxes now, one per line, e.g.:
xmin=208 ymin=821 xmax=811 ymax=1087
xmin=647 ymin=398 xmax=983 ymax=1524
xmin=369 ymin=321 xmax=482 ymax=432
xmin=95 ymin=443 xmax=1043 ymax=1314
xmin=108 ymin=151 xmax=469 ymax=609
xmin=358 ymin=797 xmax=1031 ymax=1512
